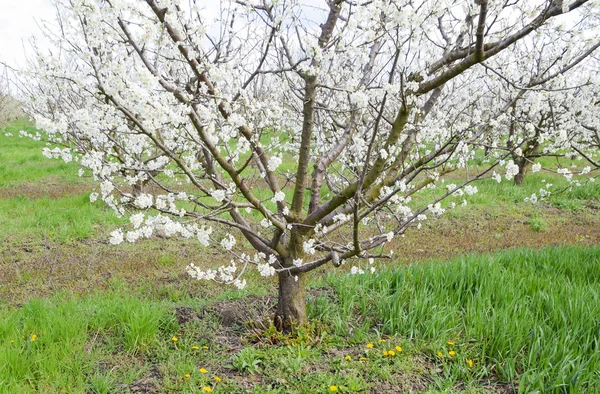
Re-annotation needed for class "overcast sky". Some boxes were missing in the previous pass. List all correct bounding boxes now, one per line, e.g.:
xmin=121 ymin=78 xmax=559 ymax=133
xmin=0 ymin=0 xmax=56 ymax=67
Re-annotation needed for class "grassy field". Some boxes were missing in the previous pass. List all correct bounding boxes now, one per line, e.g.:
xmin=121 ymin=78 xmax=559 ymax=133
xmin=1 ymin=119 xmax=600 ymax=393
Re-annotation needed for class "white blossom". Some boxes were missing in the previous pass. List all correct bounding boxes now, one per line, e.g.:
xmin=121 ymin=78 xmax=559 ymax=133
xmin=109 ymin=229 xmax=124 ymax=245
xmin=271 ymin=191 xmax=285 ymax=203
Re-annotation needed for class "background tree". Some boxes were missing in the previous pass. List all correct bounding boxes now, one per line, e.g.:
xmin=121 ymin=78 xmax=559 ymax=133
xmin=21 ymin=0 xmax=599 ymax=331
xmin=0 ymin=66 xmax=22 ymax=127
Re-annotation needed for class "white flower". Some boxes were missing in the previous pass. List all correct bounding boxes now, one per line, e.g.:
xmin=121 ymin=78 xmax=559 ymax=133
xmin=271 ymin=191 xmax=285 ymax=203
xmin=524 ymin=193 xmax=538 ymax=204
xmin=293 ymin=259 xmax=303 ymax=267
xmin=350 ymin=266 xmax=365 ymax=275
xmin=428 ymin=202 xmax=445 ymax=216
xmin=464 ymin=185 xmax=478 ymax=196
xmin=220 ymin=234 xmax=236 ymax=250
xmin=125 ymin=230 xmax=140 ymax=243
xmin=89 ymin=192 xmax=99 ymax=203
xmin=303 ymin=239 xmax=316 ymax=255
xmin=257 ymin=263 xmax=276 ymax=277
xmin=379 ymin=149 xmax=388 ymax=160
xmin=557 ymin=168 xmax=573 ymax=181
xmin=109 ymin=229 xmax=124 ymax=245
xmin=197 ymin=226 xmax=212 ymax=246
xmin=581 ymin=166 xmax=591 ymax=175
xmin=134 ymin=194 xmax=153 ymax=209
xmin=130 ymin=213 xmax=145 ymax=228
xmin=386 ymin=232 xmax=394 ymax=242
xmin=492 ymin=171 xmax=502 ymax=183
xmin=531 ymin=163 xmax=542 ymax=173
xmin=505 ymin=161 xmax=519 ymax=180
xmin=233 ymin=279 xmax=247 ymax=289
xmin=210 ymin=189 xmax=226 ymax=203
xmin=333 ymin=213 xmax=350 ymax=223
xmin=349 ymin=91 xmax=369 ymax=107
xmin=267 ymin=155 xmax=282 ymax=171
xmin=260 ymin=218 xmax=271 ymax=228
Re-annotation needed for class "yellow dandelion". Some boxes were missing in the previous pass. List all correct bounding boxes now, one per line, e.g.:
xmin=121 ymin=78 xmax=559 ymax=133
xmin=31 ymin=334 xmax=37 ymax=341
xmin=467 ymin=359 xmax=474 ymax=368
xmin=202 ymin=387 xmax=212 ymax=393
xmin=214 ymin=376 xmax=222 ymax=383
xmin=171 ymin=336 xmax=178 ymax=342
xmin=383 ymin=351 xmax=389 ymax=356
xmin=199 ymin=368 xmax=207 ymax=374
xmin=448 ymin=351 xmax=456 ymax=356
xmin=10 ymin=340 xmax=14 ymax=343
xmin=447 ymin=341 xmax=454 ymax=346
xmin=203 ymin=345 xmax=209 ymax=350
xmin=437 ymin=351 xmax=443 ymax=357
xmin=379 ymin=339 xmax=387 ymax=343
xmin=192 ymin=345 xmax=199 ymax=350
xmin=388 ymin=350 xmax=396 ymax=357
xmin=395 ymin=346 xmax=402 ymax=352
xmin=344 ymin=355 xmax=351 ymax=361
xmin=366 ymin=343 xmax=373 ymax=349
xmin=330 ymin=386 xmax=338 ymax=392
xmin=184 ymin=373 xmax=191 ymax=379
xmin=359 ymin=357 xmax=367 ymax=361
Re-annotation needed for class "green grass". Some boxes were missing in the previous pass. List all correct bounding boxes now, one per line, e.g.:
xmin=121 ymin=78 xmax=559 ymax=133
xmin=0 ymin=119 xmax=125 ymax=244
xmin=1 ymin=246 xmax=599 ymax=392
xmin=0 ymin=119 xmax=83 ymax=187
xmin=317 ymin=246 xmax=600 ymax=393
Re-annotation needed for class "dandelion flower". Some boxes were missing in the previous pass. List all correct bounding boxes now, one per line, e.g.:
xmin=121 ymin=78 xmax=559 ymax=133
xmin=379 ymin=339 xmax=387 ymax=343
xmin=467 ymin=359 xmax=474 ymax=368
xmin=366 ymin=343 xmax=374 ymax=349
xmin=31 ymin=334 xmax=37 ymax=341
xmin=448 ymin=351 xmax=456 ymax=356
xmin=383 ymin=351 xmax=389 ymax=356
xmin=202 ymin=387 xmax=212 ymax=393
xmin=447 ymin=341 xmax=454 ymax=346
xmin=395 ymin=346 xmax=402 ymax=352
xmin=388 ymin=350 xmax=396 ymax=357
xmin=360 ymin=357 xmax=367 ymax=361
xmin=199 ymin=368 xmax=207 ymax=374
xmin=330 ymin=386 xmax=338 ymax=392
xmin=203 ymin=345 xmax=209 ymax=350
xmin=214 ymin=376 xmax=222 ymax=382
xmin=171 ymin=337 xmax=178 ymax=342
xmin=184 ymin=373 xmax=191 ymax=379
xmin=192 ymin=345 xmax=199 ymax=350
xmin=344 ymin=355 xmax=351 ymax=361
xmin=437 ymin=351 xmax=443 ymax=357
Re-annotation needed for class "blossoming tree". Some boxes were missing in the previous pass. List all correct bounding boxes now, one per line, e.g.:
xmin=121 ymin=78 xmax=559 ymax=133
xmin=0 ymin=67 xmax=22 ymax=127
xmin=476 ymin=28 xmax=600 ymax=186
xmin=23 ymin=0 xmax=599 ymax=331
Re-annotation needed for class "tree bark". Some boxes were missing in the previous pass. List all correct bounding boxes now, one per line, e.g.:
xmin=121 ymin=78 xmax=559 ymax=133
xmin=514 ymin=158 xmax=531 ymax=186
xmin=274 ymin=271 xmax=307 ymax=333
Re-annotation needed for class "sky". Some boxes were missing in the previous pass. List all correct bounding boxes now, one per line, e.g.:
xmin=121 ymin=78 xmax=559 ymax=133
xmin=0 ymin=0 xmax=56 ymax=68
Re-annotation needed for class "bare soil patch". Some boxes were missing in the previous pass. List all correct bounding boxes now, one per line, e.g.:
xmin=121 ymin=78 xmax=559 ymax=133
xmin=0 ymin=177 xmax=92 ymax=199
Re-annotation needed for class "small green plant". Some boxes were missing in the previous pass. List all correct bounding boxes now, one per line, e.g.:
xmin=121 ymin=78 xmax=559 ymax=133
xmin=231 ymin=347 xmax=264 ymax=374
xmin=528 ymin=215 xmax=548 ymax=232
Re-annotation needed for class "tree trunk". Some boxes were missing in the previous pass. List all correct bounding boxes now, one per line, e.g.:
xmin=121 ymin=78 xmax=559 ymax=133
xmin=514 ymin=158 xmax=531 ymax=186
xmin=274 ymin=272 xmax=307 ymax=333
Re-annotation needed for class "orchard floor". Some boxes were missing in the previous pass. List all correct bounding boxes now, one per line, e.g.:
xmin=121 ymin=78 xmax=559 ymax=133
xmin=1 ymin=120 xmax=600 ymax=393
